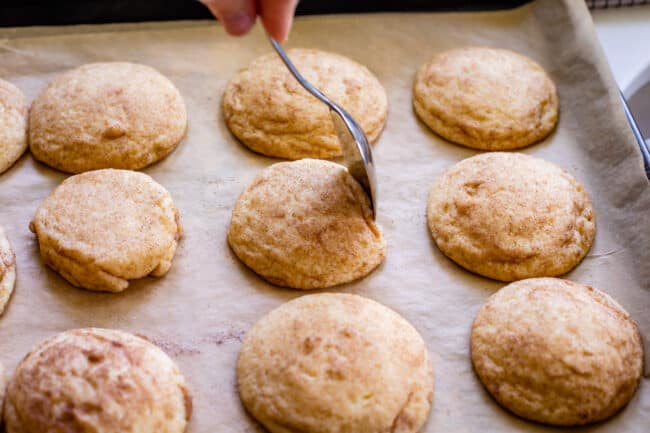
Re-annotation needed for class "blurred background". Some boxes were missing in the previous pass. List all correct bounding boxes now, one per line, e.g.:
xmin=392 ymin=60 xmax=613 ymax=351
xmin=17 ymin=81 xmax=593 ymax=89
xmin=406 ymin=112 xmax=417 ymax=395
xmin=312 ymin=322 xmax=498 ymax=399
xmin=0 ymin=1 xmax=535 ymax=27
xmin=0 ymin=0 xmax=647 ymax=27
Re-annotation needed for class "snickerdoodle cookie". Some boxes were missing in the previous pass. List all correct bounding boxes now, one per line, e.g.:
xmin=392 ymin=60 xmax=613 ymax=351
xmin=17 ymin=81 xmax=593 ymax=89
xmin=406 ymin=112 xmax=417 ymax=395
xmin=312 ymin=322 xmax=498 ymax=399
xmin=228 ymin=159 xmax=385 ymax=289
xmin=223 ymin=49 xmax=387 ymax=159
xmin=427 ymin=152 xmax=595 ymax=281
xmin=0 ymin=79 xmax=27 ymax=174
xmin=29 ymin=62 xmax=186 ymax=173
xmin=30 ymin=169 xmax=182 ymax=292
xmin=471 ymin=278 xmax=643 ymax=426
xmin=4 ymin=328 xmax=192 ymax=433
xmin=413 ymin=47 xmax=558 ymax=150
xmin=238 ymin=293 xmax=434 ymax=433
xmin=0 ymin=225 xmax=16 ymax=315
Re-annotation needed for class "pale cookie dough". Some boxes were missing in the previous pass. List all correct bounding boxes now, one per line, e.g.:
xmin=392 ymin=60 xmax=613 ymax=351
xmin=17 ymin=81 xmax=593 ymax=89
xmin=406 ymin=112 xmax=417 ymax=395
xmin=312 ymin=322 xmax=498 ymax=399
xmin=238 ymin=293 xmax=434 ymax=433
xmin=413 ymin=47 xmax=558 ymax=150
xmin=0 ymin=79 xmax=27 ymax=174
xmin=30 ymin=169 xmax=182 ymax=292
xmin=228 ymin=159 xmax=386 ymax=289
xmin=427 ymin=152 xmax=595 ymax=281
xmin=29 ymin=62 xmax=187 ymax=173
xmin=223 ymin=49 xmax=388 ymax=159
xmin=4 ymin=328 xmax=192 ymax=433
xmin=0 ymin=225 xmax=16 ymax=315
xmin=471 ymin=278 xmax=643 ymax=426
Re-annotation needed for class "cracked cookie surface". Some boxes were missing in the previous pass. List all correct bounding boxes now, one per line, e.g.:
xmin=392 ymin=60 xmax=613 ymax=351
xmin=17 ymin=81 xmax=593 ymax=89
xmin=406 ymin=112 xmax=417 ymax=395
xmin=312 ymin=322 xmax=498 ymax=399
xmin=0 ymin=79 xmax=27 ymax=174
xmin=4 ymin=328 xmax=192 ymax=433
xmin=30 ymin=169 xmax=182 ymax=292
xmin=29 ymin=62 xmax=187 ymax=173
xmin=228 ymin=159 xmax=385 ymax=289
xmin=223 ymin=49 xmax=387 ymax=159
xmin=427 ymin=152 xmax=595 ymax=281
xmin=413 ymin=47 xmax=558 ymax=150
xmin=237 ymin=293 xmax=434 ymax=433
xmin=0 ymin=225 xmax=16 ymax=315
xmin=471 ymin=278 xmax=643 ymax=426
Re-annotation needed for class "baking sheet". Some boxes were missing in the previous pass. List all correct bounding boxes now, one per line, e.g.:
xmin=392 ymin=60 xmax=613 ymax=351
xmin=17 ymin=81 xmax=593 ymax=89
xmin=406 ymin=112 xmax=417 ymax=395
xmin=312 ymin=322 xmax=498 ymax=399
xmin=0 ymin=0 xmax=649 ymax=431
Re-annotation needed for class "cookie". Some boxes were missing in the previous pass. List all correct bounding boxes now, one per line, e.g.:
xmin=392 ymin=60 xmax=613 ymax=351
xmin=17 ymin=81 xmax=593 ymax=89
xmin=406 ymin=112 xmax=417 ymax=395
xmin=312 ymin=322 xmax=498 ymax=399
xmin=0 ymin=79 xmax=27 ymax=174
xmin=228 ymin=159 xmax=385 ymax=289
xmin=30 ymin=169 xmax=182 ymax=292
xmin=413 ymin=47 xmax=558 ymax=150
xmin=0 ymin=225 xmax=16 ymax=315
xmin=427 ymin=152 xmax=595 ymax=281
xmin=29 ymin=62 xmax=187 ymax=173
xmin=238 ymin=293 xmax=434 ymax=433
xmin=223 ymin=49 xmax=387 ymax=159
xmin=4 ymin=328 xmax=192 ymax=433
xmin=471 ymin=278 xmax=643 ymax=426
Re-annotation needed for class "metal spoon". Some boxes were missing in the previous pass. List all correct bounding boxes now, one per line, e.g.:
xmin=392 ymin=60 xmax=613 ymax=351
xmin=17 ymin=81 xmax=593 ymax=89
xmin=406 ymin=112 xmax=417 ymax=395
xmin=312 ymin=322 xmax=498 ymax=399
xmin=269 ymin=37 xmax=377 ymax=219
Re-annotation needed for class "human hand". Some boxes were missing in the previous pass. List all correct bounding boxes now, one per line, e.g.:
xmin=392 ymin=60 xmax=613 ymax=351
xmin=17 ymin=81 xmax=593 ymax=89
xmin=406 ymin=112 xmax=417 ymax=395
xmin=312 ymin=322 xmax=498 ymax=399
xmin=199 ymin=0 xmax=299 ymax=42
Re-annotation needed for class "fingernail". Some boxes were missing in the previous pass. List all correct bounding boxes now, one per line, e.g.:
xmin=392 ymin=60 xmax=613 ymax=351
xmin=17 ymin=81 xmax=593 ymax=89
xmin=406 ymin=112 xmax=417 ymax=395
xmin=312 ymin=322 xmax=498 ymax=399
xmin=223 ymin=12 xmax=253 ymax=36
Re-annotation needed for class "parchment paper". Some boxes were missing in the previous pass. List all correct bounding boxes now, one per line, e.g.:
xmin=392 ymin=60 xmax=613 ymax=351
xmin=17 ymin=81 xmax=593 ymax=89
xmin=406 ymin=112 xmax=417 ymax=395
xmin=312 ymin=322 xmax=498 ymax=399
xmin=0 ymin=0 xmax=648 ymax=431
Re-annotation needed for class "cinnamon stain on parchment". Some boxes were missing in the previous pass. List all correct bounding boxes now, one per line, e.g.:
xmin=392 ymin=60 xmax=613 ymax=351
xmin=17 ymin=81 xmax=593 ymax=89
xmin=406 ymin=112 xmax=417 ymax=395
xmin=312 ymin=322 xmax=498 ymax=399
xmin=137 ymin=333 xmax=202 ymax=356
xmin=138 ymin=325 xmax=246 ymax=357
xmin=202 ymin=327 xmax=246 ymax=346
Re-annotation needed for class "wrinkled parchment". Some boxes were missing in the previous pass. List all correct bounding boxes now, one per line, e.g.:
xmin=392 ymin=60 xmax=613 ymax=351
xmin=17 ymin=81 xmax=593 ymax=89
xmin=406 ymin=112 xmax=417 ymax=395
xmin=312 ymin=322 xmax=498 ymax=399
xmin=0 ymin=0 xmax=648 ymax=431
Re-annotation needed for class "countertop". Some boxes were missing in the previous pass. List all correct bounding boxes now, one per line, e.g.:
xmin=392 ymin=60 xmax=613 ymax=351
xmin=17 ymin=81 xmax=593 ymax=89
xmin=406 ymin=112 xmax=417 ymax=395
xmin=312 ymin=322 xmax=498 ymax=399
xmin=592 ymin=4 xmax=650 ymax=94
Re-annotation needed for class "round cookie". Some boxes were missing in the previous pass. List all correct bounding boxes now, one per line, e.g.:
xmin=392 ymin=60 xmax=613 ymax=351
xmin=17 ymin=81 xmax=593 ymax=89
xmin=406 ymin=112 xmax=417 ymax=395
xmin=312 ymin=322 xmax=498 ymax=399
xmin=30 ymin=169 xmax=182 ymax=292
xmin=4 ymin=328 xmax=192 ymax=433
xmin=223 ymin=48 xmax=388 ymax=159
xmin=238 ymin=293 xmax=434 ymax=433
xmin=0 ymin=225 xmax=16 ymax=315
xmin=427 ymin=152 xmax=595 ymax=281
xmin=471 ymin=278 xmax=643 ymax=426
xmin=0 ymin=79 xmax=27 ymax=174
xmin=29 ymin=62 xmax=187 ymax=173
xmin=413 ymin=47 xmax=558 ymax=150
xmin=228 ymin=159 xmax=386 ymax=289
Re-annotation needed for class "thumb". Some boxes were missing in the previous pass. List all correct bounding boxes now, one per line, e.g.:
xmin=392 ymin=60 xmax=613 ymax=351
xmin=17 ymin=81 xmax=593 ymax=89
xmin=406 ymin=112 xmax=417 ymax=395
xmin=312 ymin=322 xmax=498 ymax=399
xmin=200 ymin=0 xmax=256 ymax=36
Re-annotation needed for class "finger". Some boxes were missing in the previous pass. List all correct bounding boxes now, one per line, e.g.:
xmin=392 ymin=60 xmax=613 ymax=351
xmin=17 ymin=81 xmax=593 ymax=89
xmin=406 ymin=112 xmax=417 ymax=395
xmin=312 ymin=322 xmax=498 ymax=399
xmin=200 ymin=0 xmax=256 ymax=36
xmin=257 ymin=0 xmax=299 ymax=42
